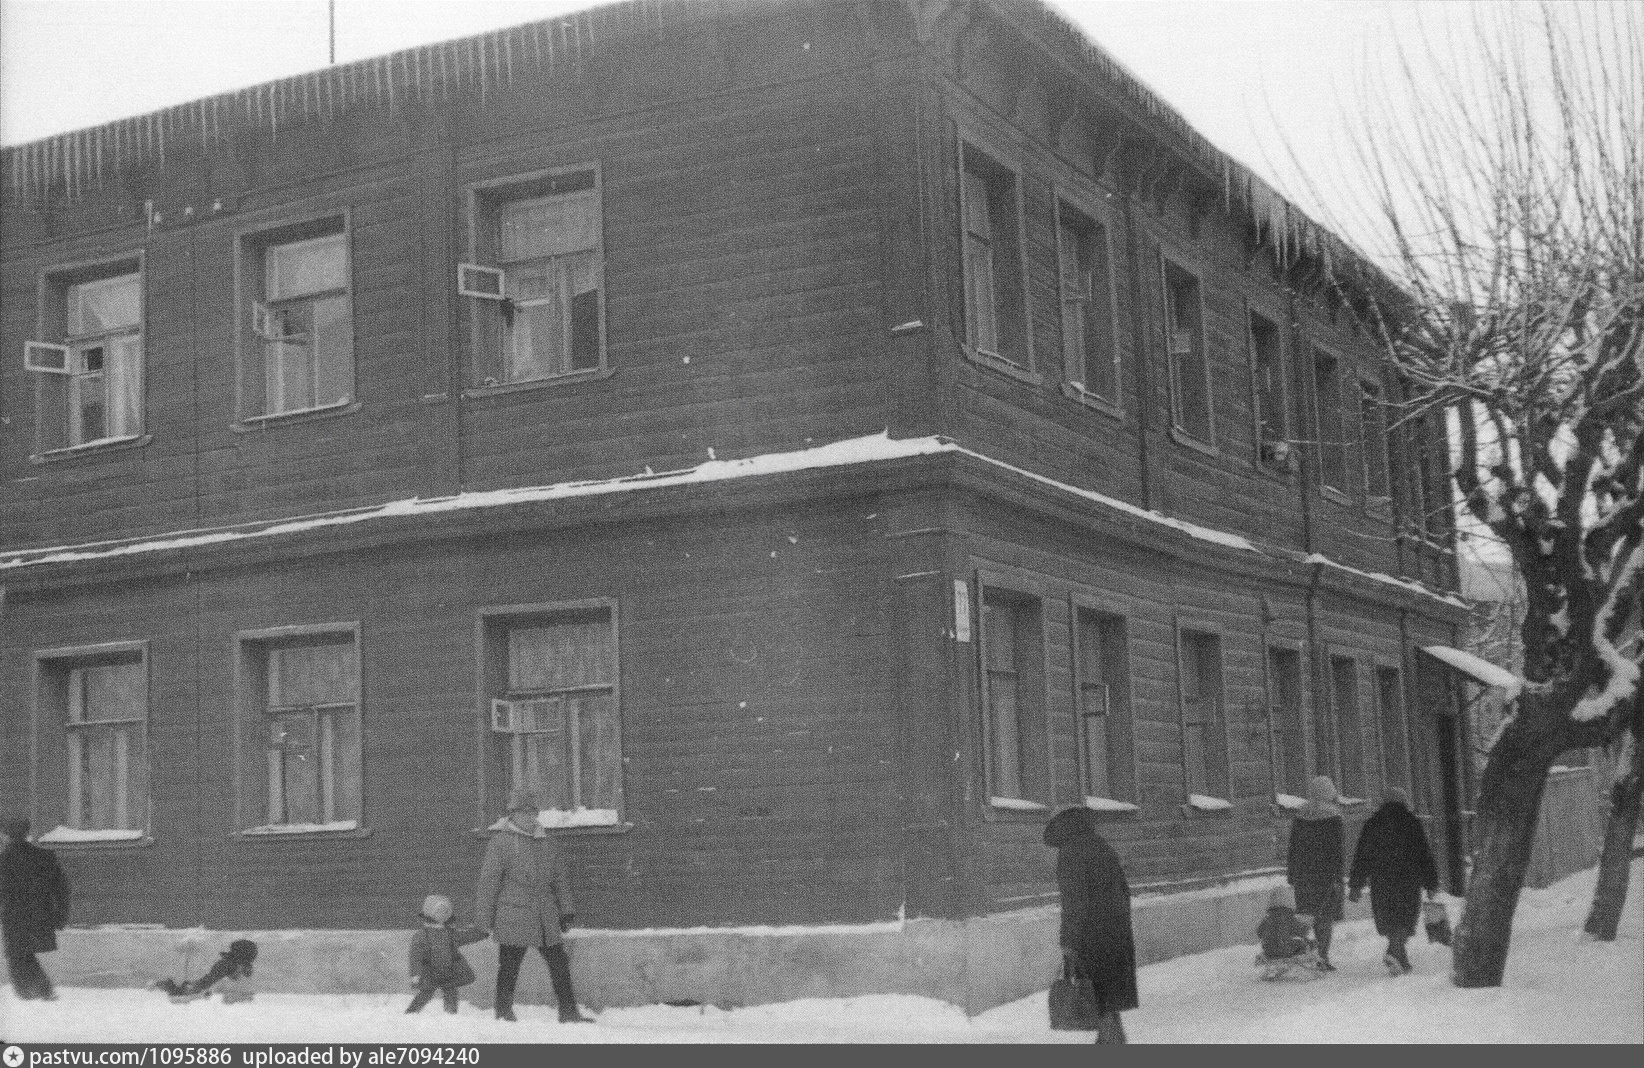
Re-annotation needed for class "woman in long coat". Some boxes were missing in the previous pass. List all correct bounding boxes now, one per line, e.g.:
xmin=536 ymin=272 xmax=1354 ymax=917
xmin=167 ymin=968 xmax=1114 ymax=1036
xmin=1349 ymin=786 xmax=1438 ymax=974
xmin=0 ymin=816 xmax=70 ymax=1000
xmin=475 ymin=789 xmax=591 ymax=1023
xmin=1044 ymin=806 xmax=1137 ymax=1044
xmin=1287 ymin=776 xmax=1345 ymax=971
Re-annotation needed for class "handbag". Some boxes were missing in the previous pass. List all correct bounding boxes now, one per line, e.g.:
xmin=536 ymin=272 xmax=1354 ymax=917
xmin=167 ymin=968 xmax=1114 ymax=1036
xmin=1049 ymin=955 xmax=1102 ymax=1031
xmin=1423 ymin=900 xmax=1453 ymax=946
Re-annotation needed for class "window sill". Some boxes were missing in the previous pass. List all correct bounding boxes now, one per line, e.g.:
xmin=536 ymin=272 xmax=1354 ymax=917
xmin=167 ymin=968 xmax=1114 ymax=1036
xmin=467 ymin=822 xmax=633 ymax=838
xmin=463 ymin=366 xmax=616 ymax=399
xmin=233 ymin=401 xmax=360 ymax=433
xmin=962 ymin=348 xmax=1043 ymax=387
xmin=1168 ymin=426 xmax=1219 ymax=456
xmin=1180 ymin=794 xmax=1234 ymax=817
xmin=1060 ymin=382 xmax=1124 ymax=420
xmin=984 ymin=796 xmax=1050 ymax=822
xmin=31 ymin=434 xmax=151 ymax=465
xmin=35 ymin=831 xmax=154 ymax=850
xmin=1084 ymin=796 xmax=1139 ymax=816
xmin=237 ymin=824 xmax=372 ymax=841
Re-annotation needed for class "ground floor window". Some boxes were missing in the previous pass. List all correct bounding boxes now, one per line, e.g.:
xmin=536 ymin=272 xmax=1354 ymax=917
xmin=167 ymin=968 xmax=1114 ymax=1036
xmin=36 ymin=644 xmax=149 ymax=840
xmin=1267 ymin=646 xmax=1307 ymax=795
xmin=979 ymin=586 xmax=1048 ymax=806
xmin=1178 ymin=629 xmax=1229 ymax=800
xmin=1074 ymin=607 xmax=1134 ymax=803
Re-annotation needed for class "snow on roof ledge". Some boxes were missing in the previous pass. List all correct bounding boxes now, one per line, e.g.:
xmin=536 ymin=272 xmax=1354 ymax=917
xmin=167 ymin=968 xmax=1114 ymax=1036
xmin=1421 ymin=645 xmax=1523 ymax=700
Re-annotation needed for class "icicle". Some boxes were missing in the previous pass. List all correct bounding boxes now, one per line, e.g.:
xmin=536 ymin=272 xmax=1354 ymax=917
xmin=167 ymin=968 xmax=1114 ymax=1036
xmin=504 ymin=29 xmax=514 ymax=84
xmin=532 ymin=21 xmax=546 ymax=68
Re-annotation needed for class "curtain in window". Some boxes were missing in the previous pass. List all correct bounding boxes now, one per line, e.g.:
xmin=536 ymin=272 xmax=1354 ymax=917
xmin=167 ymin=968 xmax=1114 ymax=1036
xmin=66 ymin=661 xmax=145 ymax=830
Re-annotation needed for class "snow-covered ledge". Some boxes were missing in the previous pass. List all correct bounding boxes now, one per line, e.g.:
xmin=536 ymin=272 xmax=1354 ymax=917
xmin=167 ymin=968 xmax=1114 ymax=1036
xmin=37 ymin=826 xmax=147 ymax=845
xmin=1084 ymin=796 xmax=1139 ymax=815
xmin=1271 ymin=792 xmax=1307 ymax=817
xmin=1181 ymin=794 xmax=1234 ymax=817
xmin=241 ymin=820 xmax=363 ymax=837
xmin=988 ymin=797 xmax=1049 ymax=813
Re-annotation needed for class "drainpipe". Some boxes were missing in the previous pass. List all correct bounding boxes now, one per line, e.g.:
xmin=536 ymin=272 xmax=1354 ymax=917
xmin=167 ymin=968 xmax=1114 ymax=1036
xmin=1121 ymin=193 xmax=1155 ymax=510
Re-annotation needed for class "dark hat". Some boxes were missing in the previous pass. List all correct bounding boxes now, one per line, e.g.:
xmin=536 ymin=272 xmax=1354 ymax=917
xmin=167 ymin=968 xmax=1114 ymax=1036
xmin=224 ymin=939 xmax=258 ymax=965
xmin=1 ymin=815 xmax=29 ymax=840
xmin=1042 ymin=806 xmax=1098 ymax=847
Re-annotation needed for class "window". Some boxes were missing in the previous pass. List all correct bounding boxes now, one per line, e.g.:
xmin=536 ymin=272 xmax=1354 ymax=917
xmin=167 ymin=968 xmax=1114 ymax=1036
xmin=241 ymin=219 xmax=353 ymax=419
xmin=1057 ymin=203 xmax=1119 ymax=402
xmin=25 ymin=263 xmax=143 ymax=452
xmin=463 ymin=167 xmax=606 ymax=386
xmin=1267 ymin=647 xmax=1306 ymax=794
xmin=1375 ymin=666 xmax=1410 ymax=792
xmin=483 ymin=603 xmax=622 ymax=824
xmin=1360 ymin=379 xmax=1391 ymax=501
xmin=1330 ymin=655 xmax=1365 ymax=799
xmin=1074 ymin=609 xmax=1134 ymax=802
xmin=237 ymin=628 xmax=362 ymax=832
xmin=1313 ymin=349 xmax=1348 ymax=492
xmin=1249 ymin=310 xmax=1290 ymax=468
xmin=1178 ymin=630 xmax=1229 ymax=798
xmin=959 ymin=142 xmax=1029 ymax=369
xmin=1415 ymin=414 xmax=1448 ymax=538
xmin=980 ymin=588 xmax=1047 ymax=804
xmin=35 ymin=646 xmax=149 ymax=839
xmin=1161 ymin=258 xmax=1212 ymax=442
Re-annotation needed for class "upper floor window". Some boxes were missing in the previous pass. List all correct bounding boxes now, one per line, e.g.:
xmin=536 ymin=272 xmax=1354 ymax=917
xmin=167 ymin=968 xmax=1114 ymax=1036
xmin=1057 ymin=203 xmax=1119 ymax=403
xmin=1178 ymin=629 xmax=1229 ymax=800
xmin=959 ymin=142 xmax=1030 ymax=370
xmin=1415 ymin=413 xmax=1449 ymax=538
xmin=979 ymin=585 xmax=1048 ymax=807
xmin=1313 ymin=348 xmax=1348 ymax=492
xmin=236 ymin=626 xmax=363 ymax=833
xmin=1161 ymin=257 xmax=1212 ymax=443
xmin=241 ymin=219 xmax=354 ymax=420
xmin=483 ymin=602 xmax=623 ymax=826
xmin=1074 ymin=608 xmax=1134 ymax=803
xmin=34 ymin=644 xmax=149 ymax=843
xmin=1249 ymin=310 xmax=1291 ymax=469
xmin=462 ymin=167 xmax=606 ymax=387
xmin=1360 ymin=378 xmax=1391 ymax=502
xmin=24 ymin=263 xmax=144 ymax=453
xmin=1267 ymin=646 xmax=1306 ymax=795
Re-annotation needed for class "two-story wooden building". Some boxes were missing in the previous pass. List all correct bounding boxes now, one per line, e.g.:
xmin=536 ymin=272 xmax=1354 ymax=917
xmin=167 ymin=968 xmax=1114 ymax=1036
xmin=1 ymin=0 xmax=1478 ymax=996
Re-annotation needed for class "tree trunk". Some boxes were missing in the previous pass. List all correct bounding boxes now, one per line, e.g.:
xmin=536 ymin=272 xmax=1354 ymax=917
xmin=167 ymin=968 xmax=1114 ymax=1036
xmin=1583 ymin=739 xmax=1642 ymax=941
xmin=1451 ymin=741 xmax=1555 ymax=988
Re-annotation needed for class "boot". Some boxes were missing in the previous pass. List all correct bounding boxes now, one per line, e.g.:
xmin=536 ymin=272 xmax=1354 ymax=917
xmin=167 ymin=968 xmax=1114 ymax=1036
xmin=495 ymin=1008 xmax=518 ymax=1022
xmin=559 ymin=1007 xmax=594 ymax=1023
xmin=1383 ymin=952 xmax=1403 ymax=976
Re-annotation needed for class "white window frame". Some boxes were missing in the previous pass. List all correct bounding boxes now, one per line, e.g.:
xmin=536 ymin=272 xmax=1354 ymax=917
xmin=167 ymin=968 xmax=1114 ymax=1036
xmin=1071 ymin=600 xmax=1136 ymax=806
xmin=1160 ymin=254 xmax=1214 ymax=445
xmin=253 ymin=231 xmax=352 ymax=417
xmin=33 ymin=641 xmax=151 ymax=842
xmin=25 ymin=262 xmax=145 ymax=452
xmin=957 ymin=136 xmax=1033 ymax=373
xmin=1176 ymin=625 xmax=1230 ymax=802
xmin=1248 ymin=305 xmax=1293 ymax=470
xmin=1055 ymin=196 xmax=1122 ymax=407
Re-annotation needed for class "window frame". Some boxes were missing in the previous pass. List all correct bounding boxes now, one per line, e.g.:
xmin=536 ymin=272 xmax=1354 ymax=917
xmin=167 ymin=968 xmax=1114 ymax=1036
xmin=232 ymin=622 xmax=368 ymax=838
xmin=1374 ymin=662 xmax=1413 ymax=795
xmin=1264 ymin=641 xmax=1308 ymax=797
xmin=1069 ymin=597 xmax=1137 ymax=807
xmin=233 ymin=212 xmax=357 ymax=428
xmin=1053 ymin=193 xmax=1122 ymax=413
xmin=1312 ymin=344 xmax=1350 ymax=498
xmin=1175 ymin=623 xmax=1232 ymax=804
xmin=1359 ymin=375 xmax=1393 ymax=506
xmin=1159 ymin=253 xmax=1215 ymax=447
xmin=475 ymin=598 xmax=626 ymax=832
xmin=27 ymin=254 xmax=148 ymax=459
xmin=461 ymin=163 xmax=610 ymax=395
xmin=956 ymin=132 xmax=1036 ymax=380
xmin=1246 ymin=304 xmax=1293 ymax=473
xmin=31 ymin=641 xmax=152 ymax=847
xmin=1327 ymin=652 xmax=1367 ymax=801
xmin=973 ymin=569 xmax=1051 ymax=815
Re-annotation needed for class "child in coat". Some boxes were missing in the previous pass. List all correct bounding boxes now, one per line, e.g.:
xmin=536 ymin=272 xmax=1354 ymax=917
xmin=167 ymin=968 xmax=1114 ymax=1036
xmin=407 ymin=894 xmax=486 ymax=1014
xmin=1255 ymin=886 xmax=1318 ymax=980
xmin=156 ymin=938 xmax=258 ymax=1003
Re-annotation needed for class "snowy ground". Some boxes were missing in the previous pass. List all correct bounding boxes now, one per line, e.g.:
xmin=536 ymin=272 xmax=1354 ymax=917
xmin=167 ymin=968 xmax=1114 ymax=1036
xmin=3 ymin=859 xmax=1638 ymax=1044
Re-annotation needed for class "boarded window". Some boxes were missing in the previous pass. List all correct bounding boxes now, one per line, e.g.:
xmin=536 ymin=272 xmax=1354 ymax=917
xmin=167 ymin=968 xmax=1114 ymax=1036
xmin=51 ymin=654 xmax=148 ymax=832
xmin=244 ymin=632 xmax=362 ymax=829
xmin=27 ymin=265 xmax=143 ymax=453
xmin=1250 ymin=311 xmax=1288 ymax=466
xmin=1179 ymin=630 xmax=1228 ymax=798
xmin=960 ymin=143 xmax=1029 ymax=368
xmin=242 ymin=221 xmax=353 ymax=419
xmin=1360 ymin=380 xmax=1391 ymax=499
xmin=1314 ymin=350 xmax=1348 ymax=491
xmin=465 ymin=168 xmax=605 ymax=386
xmin=1076 ymin=609 xmax=1134 ymax=801
xmin=1162 ymin=258 xmax=1212 ymax=442
xmin=1268 ymin=647 xmax=1306 ymax=794
xmin=1376 ymin=666 xmax=1410 ymax=792
xmin=491 ymin=606 xmax=621 ymax=815
xmin=1330 ymin=656 xmax=1365 ymax=798
xmin=1058 ymin=205 xmax=1119 ymax=402
xmin=981 ymin=588 xmax=1047 ymax=803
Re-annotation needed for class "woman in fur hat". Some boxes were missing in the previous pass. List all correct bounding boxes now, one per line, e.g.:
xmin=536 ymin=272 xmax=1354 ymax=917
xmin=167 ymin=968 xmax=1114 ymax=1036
xmin=1044 ymin=806 xmax=1137 ymax=1044
xmin=1287 ymin=776 xmax=1346 ymax=971
xmin=475 ymin=789 xmax=593 ymax=1023
xmin=1349 ymin=786 xmax=1439 ymax=974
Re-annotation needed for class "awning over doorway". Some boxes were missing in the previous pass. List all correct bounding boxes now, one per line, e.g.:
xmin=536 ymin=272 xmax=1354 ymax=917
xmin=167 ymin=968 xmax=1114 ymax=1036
xmin=1421 ymin=645 xmax=1523 ymax=701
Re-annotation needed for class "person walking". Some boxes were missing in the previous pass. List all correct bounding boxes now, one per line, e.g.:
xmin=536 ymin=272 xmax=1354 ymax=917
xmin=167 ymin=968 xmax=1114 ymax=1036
xmin=1349 ymin=786 xmax=1439 ymax=975
xmin=475 ymin=789 xmax=593 ymax=1024
xmin=1287 ymin=776 xmax=1346 ymax=972
xmin=1044 ymin=806 xmax=1137 ymax=1044
xmin=0 ymin=816 xmax=70 ymax=1001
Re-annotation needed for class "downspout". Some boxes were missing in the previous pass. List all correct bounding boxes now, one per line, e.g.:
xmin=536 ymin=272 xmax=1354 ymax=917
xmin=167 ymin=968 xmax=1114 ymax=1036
xmin=1121 ymin=193 xmax=1154 ymax=510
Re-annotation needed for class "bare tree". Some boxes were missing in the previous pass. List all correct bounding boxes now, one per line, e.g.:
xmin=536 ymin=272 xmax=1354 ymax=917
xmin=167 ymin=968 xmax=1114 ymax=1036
xmin=1583 ymin=697 xmax=1641 ymax=940
xmin=1332 ymin=3 xmax=1643 ymax=986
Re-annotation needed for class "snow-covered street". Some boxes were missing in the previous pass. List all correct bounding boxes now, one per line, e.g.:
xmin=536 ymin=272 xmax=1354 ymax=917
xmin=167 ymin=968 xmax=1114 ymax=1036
xmin=4 ymin=859 xmax=1638 ymax=1044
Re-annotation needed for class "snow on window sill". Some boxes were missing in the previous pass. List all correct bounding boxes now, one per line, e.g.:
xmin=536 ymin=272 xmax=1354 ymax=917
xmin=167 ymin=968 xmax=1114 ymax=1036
xmin=37 ymin=826 xmax=147 ymax=844
xmin=32 ymin=434 xmax=151 ymax=464
xmin=480 ymin=809 xmax=629 ymax=835
xmin=1272 ymin=793 xmax=1307 ymax=812
xmin=1337 ymin=796 xmax=1370 ymax=807
xmin=1084 ymin=796 xmax=1139 ymax=814
xmin=240 ymin=820 xmax=367 ymax=838
xmin=233 ymin=400 xmax=360 ymax=433
xmin=988 ymin=797 xmax=1050 ymax=812
xmin=1183 ymin=794 xmax=1234 ymax=815
xmin=1059 ymin=381 xmax=1124 ymax=420
xmin=463 ymin=366 xmax=615 ymax=399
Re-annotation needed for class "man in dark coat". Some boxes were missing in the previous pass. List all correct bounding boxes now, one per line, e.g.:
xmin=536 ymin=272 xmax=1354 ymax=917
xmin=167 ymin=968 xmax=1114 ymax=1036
xmin=1287 ymin=775 xmax=1346 ymax=971
xmin=1349 ymin=786 xmax=1439 ymax=974
xmin=1044 ymin=806 xmax=1137 ymax=1044
xmin=1 ymin=816 xmax=70 ymax=1000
